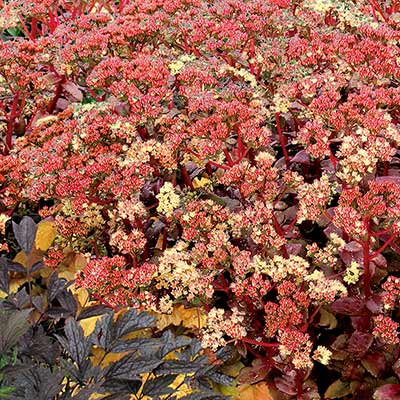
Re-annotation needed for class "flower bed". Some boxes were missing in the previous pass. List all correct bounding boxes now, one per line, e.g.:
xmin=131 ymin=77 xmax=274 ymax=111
xmin=1 ymin=0 xmax=400 ymax=398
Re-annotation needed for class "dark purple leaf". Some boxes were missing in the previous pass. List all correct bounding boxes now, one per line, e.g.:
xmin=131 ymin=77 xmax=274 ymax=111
xmin=394 ymin=359 xmax=400 ymax=379
xmin=373 ymin=253 xmax=387 ymax=268
xmin=339 ymin=241 xmax=363 ymax=265
xmin=0 ymin=308 xmax=31 ymax=354
xmin=325 ymin=379 xmax=352 ymax=399
xmin=361 ymin=352 xmax=386 ymax=378
xmin=324 ymin=223 xmax=343 ymax=239
xmin=30 ymin=261 xmax=44 ymax=273
xmin=0 ymin=257 xmax=25 ymax=273
xmin=286 ymin=243 xmax=303 ymax=256
xmin=105 ymin=354 xmax=162 ymax=380
xmin=55 ymin=317 xmax=91 ymax=368
xmin=332 ymin=297 xmax=366 ymax=315
xmin=63 ymin=81 xmax=83 ymax=102
xmin=141 ymin=375 xmax=175 ymax=397
xmin=375 ymin=176 xmax=400 ymax=184
xmin=19 ymin=326 xmax=60 ymax=365
xmin=365 ymin=295 xmax=383 ymax=313
xmin=12 ymin=216 xmax=38 ymax=254
xmin=12 ymin=366 xmax=64 ymax=400
xmin=291 ymin=150 xmax=310 ymax=164
xmin=348 ymin=331 xmax=373 ymax=356
xmin=77 ymin=305 xmax=112 ymax=320
xmin=275 ymin=375 xmax=297 ymax=396
xmin=45 ymin=307 xmax=73 ymax=319
xmin=47 ymin=272 xmax=68 ymax=302
xmin=237 ymin=362 xmax=270 ymax=385
xmin=56 ymin=290 xmax=78 ymax=316
xmin=350 ymin=316 xmax=371 ymax=331
xmin=70 ymin=384 xmax=103 ymax=400
xmin=114 ymin=309 xmax=155 ymax=339
xmin=0 ymin=258 xmax=9 ymax=293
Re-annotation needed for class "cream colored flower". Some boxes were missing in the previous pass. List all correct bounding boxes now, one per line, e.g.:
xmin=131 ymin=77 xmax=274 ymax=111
xmin=313 ymin=346 xmax=332 ymax=365
xmin=0 ymin=214 xmax=10 ymax=235
xmin=156 ymin=182 xmax=180 ymax=217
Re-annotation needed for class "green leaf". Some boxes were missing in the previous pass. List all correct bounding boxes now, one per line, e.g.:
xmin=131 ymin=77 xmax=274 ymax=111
xmin=325 ymin=380 xmax=352 ymax=399
xmin=0 ymin=385 xmax=14 ymax=398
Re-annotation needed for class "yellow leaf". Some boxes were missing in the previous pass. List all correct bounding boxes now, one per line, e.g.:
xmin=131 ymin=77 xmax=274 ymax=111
xmin=9 ymin=278 xmax=27 ymax=293
xmin=170 ymin=375 xmax=193 ymax=399
xmin=13 ymin=251 xmax=26 ymax=267
xmin=58 ymin=251 xmax=88 ymax=282
xmin=218 ymin=382 xmax=238 ymax=397
xmin=79 ymin=315 xmax=102 ymax=337
xmin=35 ymin=221 xmax=57 ymax=251
xmin=319 ymin=308 xmax=338 ymax=330
xmin=91 ymin=347 xmax=128 ymax=367
xmin=13 ymin=248 xmax=43 ymax=269
xmin=155 ymin=234 xmax=164 ymax=250
xmin=58 ymin=270 xmax=77 ymax=281
xmin=88 ymin=393 xmax=107 ymax=399
xmin=70 ymin=285 xmax=91 ymax=307
xmin=154 ymin=305 xmax=206 ymax=330
xmin=235 ymin=382 xmax=273 ymax=400
xmin=193 ymin=177 xmax=211 ymax=188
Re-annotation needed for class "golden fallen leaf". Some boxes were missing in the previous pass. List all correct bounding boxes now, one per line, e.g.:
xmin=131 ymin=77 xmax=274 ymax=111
xmin=9 ymin=278 xmax=29 ymax=294
xmin=193 ymin=177 xmax=211 ymax=188
xmin=13 ymin=248 xmax=43 ymax=269
xmin=79 ymin=314 xmax=102 ymax=337
xmin=154 ymin=305 xmax=206 ymax=330
xmin=35 ymin=221 xmax=57 ymax=251
xmin=235 ymin=382 xmax=273 ymax=400
xmin=91 ymin=347 xmax=128 ymax=367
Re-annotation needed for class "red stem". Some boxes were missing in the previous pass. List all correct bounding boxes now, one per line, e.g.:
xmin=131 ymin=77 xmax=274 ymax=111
xmin=206 ymin=160 xmax=229 ymax=170
xmin=47 ymin=77 xmax=66 ymax=113
xmin=382 ymin=161 xmax=389 ymax=176
xmin=368 ymin=0 xmax=389 ymax=22
xmin=272 ymin=213 xmax=289 ymax=258
xmin=329 ymin=148 xmax=337 ymax=169
xmin=3 ymin=93 xmax=20 ymax=155
xmin=370 ymin=227 xmax=393 ymax=236
xmin=363 ymin=219 xmax=372 ymax=298
xmin=223 ymin=148 xmax=235 ymax=167
xmin=91 ymin=293 xmax=116 ymax=310
xmin=179 ymin=164 xmax=194 ymax=190
xmin=370 ymin=231 xmax=398 ymax=259
xmin=249 ymin=37 xmax=255 ymax=74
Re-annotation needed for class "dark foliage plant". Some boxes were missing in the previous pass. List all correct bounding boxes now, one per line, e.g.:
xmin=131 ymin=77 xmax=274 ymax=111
xmin=0 ymin=271 xmax=231 ymax=400
xmin=0 ymin=218 xmax=232 ymax=399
